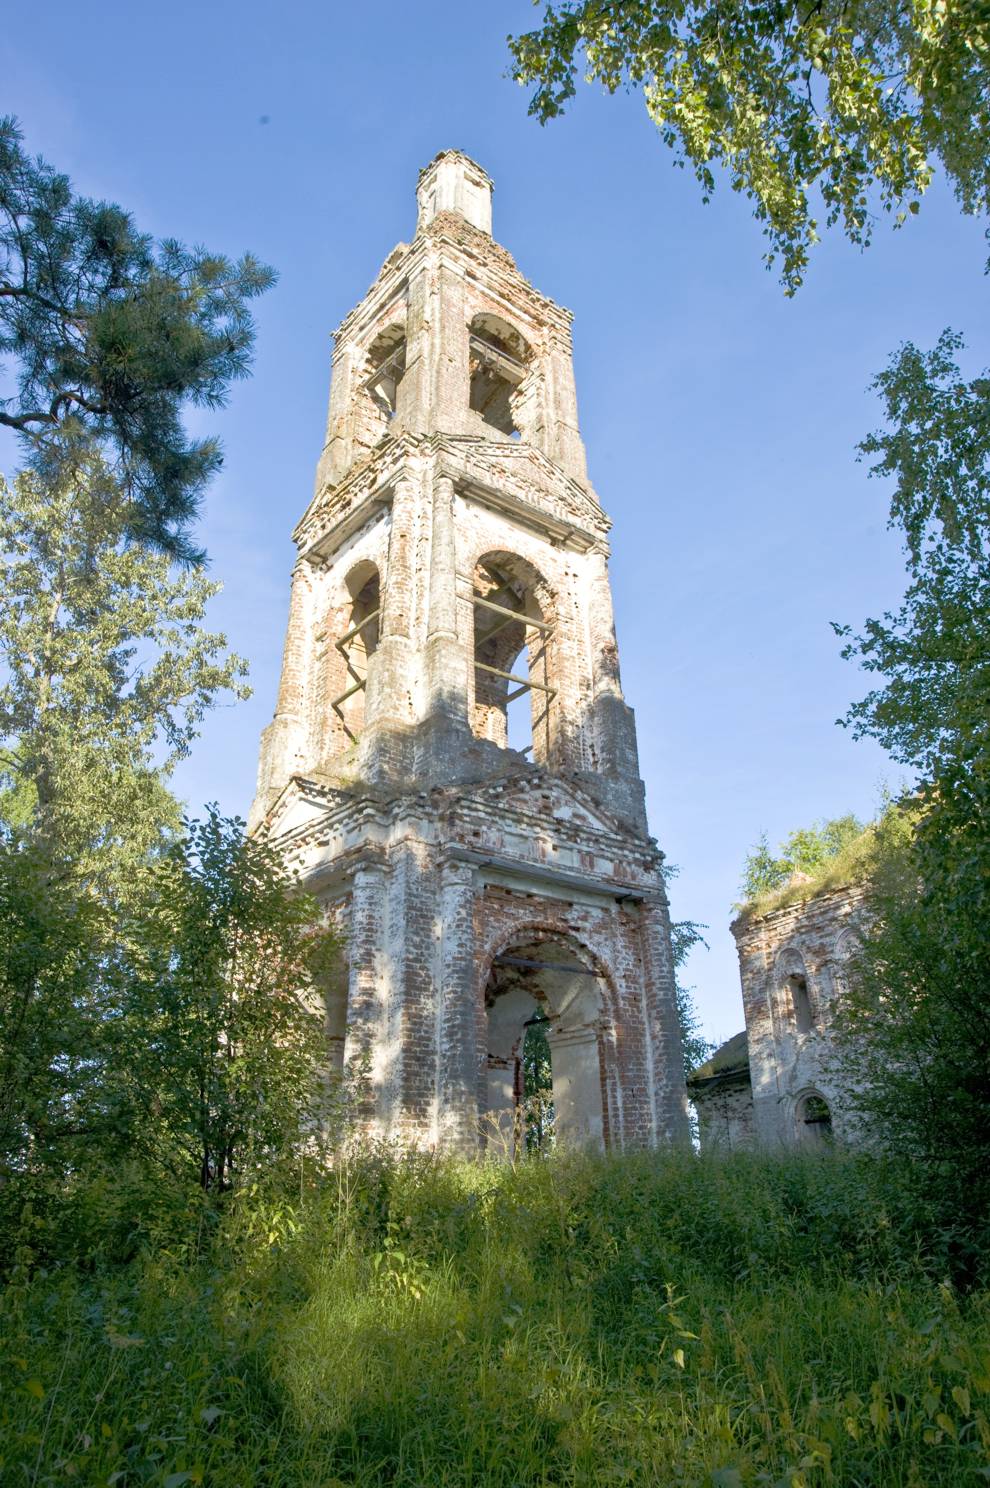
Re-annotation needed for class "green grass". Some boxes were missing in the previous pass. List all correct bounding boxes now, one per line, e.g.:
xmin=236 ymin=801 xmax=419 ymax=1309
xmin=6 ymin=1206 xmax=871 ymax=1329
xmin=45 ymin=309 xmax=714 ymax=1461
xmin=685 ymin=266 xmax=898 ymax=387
xmin=3 ymin=1149 xmax=990 ymax=1486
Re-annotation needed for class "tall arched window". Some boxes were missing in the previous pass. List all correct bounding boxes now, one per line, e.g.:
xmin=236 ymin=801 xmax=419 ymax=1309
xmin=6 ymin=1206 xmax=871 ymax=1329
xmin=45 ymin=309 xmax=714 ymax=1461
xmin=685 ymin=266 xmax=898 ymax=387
xmin=775 ymin=948 xmax=816 ymax=1035
xmin=331 ymin=562 xmax=380 ymax=742
xmin=468 ymin=314 xmax=530 ymax=437
xmin=471 ymin=554 xmax=555 ymax=762
xmin=354 ymin=323 xmax=407 ymax=457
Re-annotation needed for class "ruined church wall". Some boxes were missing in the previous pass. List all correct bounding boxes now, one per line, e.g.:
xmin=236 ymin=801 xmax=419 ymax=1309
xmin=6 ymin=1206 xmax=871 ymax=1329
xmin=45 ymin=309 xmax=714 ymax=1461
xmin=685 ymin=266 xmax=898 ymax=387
xmin=693 ymin=1079 xmax=756 ymax=1152
xmin=733 ymin=885 xmax=867 ymax=1148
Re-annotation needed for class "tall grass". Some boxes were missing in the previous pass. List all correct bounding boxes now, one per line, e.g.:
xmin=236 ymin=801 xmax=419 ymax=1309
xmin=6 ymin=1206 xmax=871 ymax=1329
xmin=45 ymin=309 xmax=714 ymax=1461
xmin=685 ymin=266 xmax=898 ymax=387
xmin=3 ymin=1149 xmax=990 ymax=1486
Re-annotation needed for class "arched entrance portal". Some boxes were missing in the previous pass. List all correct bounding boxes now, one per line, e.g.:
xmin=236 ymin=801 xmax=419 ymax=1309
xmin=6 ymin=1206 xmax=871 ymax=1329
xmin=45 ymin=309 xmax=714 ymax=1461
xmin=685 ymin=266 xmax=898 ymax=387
xmin=483 ymin=935 xmax=606 ymax=1154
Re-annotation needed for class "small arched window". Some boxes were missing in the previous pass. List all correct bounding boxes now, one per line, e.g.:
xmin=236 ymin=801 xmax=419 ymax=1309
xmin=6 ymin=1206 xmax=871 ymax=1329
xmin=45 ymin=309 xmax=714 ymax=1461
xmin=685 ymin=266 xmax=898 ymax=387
xmin=796 ymin=1091 xmax=833 ymax=1147
xmin=468 ymin=314 xmax=530 ymax=437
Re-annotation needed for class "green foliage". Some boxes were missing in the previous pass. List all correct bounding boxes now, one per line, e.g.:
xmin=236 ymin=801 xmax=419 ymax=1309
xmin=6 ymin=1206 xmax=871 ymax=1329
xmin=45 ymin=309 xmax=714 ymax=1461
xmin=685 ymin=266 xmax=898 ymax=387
xmin=508 ymin=0 xmax=990 ymax=292
xmin=0 ymin=458 xmax=248 ymax=887
xmin=0 ymin=811 xmax=340 ymax=1258
xmin=3 ymin=1149 xmax=990 ymax=1485
xmin=670 ymin=916 xmax=713 ymax=1077
xmin=831 ymin=330 xmax=990 ymax=1251
xmin=0 ymin=841 xmax=108 ymax=1172
xmin=0 ymin=116 xmax=275 ymax=559
xmin=108 ymin=810 xmax=338 ymax=1193
xmin=740 ymin=813 xmax=867 ymax=908
xmin=838 ymin=330 xmax=990 ymax=780
xmin=521 ymin=1014 xmax=555 ymax=1152
xmin=831 ymin=782 xmax=990 ymax=1266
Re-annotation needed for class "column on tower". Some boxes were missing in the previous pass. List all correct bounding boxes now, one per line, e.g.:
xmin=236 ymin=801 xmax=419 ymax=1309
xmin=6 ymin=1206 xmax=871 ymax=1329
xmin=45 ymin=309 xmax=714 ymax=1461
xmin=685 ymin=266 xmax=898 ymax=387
xmin=249 ymin=559 xmax=314 ymax=828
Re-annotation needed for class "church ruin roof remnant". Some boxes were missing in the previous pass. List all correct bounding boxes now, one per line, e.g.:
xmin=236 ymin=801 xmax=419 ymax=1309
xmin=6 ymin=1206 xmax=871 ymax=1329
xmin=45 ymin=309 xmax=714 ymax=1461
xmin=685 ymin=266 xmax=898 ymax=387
xmin=250 ymin=151 xmax=688 ymax=1153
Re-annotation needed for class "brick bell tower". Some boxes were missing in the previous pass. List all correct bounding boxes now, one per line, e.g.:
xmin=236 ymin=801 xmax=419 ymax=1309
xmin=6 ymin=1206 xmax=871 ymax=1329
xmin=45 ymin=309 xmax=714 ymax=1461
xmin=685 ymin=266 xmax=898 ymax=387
xmin=251 ymin=151 xmax=688 ymax=1153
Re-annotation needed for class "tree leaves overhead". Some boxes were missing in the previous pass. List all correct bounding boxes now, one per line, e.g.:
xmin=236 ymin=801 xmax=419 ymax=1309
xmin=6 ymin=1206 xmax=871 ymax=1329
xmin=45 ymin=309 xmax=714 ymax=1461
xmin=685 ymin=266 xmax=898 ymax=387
xmin=508 ymin=0 xmax=990 ymax=291
xmin=0 ymin=116 xmax=275 ymax=560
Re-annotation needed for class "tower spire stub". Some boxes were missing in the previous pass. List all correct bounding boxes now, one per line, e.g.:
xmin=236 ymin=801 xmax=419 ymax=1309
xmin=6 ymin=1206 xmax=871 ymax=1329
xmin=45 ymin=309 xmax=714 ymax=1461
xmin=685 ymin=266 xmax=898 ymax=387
xmin=416 ymin=150 xmax=493 ymax=236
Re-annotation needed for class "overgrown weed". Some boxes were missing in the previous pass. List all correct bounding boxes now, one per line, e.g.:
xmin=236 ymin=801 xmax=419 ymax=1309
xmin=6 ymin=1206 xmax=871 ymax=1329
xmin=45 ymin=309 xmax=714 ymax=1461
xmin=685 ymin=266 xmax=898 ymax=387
xmin=2 ymin=1147 xmax=989 ymax=1485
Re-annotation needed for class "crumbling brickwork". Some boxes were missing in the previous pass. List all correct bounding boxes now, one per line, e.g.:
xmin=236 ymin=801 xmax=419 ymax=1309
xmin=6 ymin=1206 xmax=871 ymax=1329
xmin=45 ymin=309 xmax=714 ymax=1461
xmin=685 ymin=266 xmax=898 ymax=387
xmin=250 ymin=152 xmax=689 ymax=1154
xmin=723 ymin=884 xmax=867 ymax=1148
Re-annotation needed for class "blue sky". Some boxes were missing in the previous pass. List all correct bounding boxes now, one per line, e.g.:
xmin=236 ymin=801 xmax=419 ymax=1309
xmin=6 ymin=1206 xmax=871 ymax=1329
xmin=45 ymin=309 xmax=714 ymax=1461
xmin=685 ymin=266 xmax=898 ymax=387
xmin=4 ymin=2 xmax=988 ymax=1043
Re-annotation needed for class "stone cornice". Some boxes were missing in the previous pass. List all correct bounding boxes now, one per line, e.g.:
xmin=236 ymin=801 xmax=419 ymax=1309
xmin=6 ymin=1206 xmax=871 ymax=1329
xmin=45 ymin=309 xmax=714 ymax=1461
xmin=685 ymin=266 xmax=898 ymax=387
xmin=293 ymin=432 xmax=609 ymax=559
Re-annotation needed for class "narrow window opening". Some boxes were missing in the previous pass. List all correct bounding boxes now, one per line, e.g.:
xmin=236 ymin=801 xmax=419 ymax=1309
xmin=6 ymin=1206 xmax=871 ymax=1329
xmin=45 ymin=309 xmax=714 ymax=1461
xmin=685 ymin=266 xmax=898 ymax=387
xmin=789 ymin=972 xmax=814 ymax=1034
xmin=366 ymin=338 xmax=406 ymax=419
xmin=331 ymin=568 xmax=380 ymax=741
xmin=355 ymin=323 xmax=407 ymax=458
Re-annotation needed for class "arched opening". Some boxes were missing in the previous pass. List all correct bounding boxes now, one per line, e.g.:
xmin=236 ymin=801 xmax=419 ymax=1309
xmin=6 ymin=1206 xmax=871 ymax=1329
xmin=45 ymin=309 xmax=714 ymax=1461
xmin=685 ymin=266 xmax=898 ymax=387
xmin=830 ymin=928 xmax=858 ymax=1003
xmin=788 ymin=972 xmax=814 ymax=1034
xmin=468 ymin=314 xmax=530 ymax=437
xmin=482 ymin=935 xmax=605 ymax=1156
xmin=366 ymin=324 xmax=406 ymax=418
xmin=775 ymin=949 xmax=815 ymax=1036
xmin=355 ymin=322 xmax=407 ymax=457
xmin=796 ymin=1091 xmax=833 ymax=1147
xmin=471 ymin=554 xmax=555 ymax=762
xmin=331 ymin=561 xmax=380 ymax=741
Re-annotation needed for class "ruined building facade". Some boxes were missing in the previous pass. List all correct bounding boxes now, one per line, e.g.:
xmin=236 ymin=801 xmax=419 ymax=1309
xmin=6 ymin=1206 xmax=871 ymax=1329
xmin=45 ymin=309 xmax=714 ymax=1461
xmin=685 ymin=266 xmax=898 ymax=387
xmin=689 ymin=884 xmax=867 ymax=1150
xmin=250 ymin=151 xmax=688 ymax=1154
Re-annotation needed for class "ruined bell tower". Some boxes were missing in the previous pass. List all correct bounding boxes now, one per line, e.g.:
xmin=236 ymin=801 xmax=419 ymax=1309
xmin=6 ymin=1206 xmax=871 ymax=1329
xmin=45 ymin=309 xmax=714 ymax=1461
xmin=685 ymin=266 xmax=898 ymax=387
xmin=250 ymin=151 xmax=688 ymax=1153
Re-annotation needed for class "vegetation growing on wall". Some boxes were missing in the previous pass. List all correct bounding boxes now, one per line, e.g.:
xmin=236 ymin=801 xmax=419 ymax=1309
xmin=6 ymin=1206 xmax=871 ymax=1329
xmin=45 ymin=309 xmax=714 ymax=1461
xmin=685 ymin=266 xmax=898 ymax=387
xmin=738 ymin=812 xmax=872 ymax=914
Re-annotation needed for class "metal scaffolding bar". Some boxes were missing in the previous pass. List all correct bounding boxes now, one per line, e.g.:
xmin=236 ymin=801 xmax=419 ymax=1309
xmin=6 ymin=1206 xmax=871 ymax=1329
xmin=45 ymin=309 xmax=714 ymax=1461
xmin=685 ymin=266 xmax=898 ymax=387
xmin=469 ymin=334 xmax=525 ymax=383
xmin=474 ymin=661 xmax=557 ymax=696
xmin=494 ymin=955 xmax=597 ymax=976
xmin=330 ymin=677 xmax=366 ymax=709
xmin=472 ymin=594 xmax=550 ymax=632
xmin=335 ymin=607 xmax=380 ymax=653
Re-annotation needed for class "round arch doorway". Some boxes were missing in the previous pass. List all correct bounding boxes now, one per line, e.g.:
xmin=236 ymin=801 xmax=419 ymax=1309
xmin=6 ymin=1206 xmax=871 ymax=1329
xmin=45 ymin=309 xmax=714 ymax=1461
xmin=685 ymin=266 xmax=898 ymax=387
xmin=482 ymin=934 xmax=607 ymax=1155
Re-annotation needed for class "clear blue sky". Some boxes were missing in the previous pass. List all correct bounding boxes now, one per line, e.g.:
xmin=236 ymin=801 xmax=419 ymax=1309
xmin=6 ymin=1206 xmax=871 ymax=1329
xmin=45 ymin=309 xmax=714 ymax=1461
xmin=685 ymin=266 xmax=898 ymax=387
xmin=4 ymin=2 xmax=988 ymax=1044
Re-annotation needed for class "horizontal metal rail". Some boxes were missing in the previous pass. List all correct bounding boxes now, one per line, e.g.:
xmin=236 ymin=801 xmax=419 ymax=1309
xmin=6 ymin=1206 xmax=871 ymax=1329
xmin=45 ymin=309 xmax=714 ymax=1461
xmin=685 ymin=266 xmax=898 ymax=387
xmin=472 ymin=594 xmax=550 ymax=632
xmin=493 ymin=955 xmax=597 ymax=977
xmin=469 ymin=334 xmax=526 ymax=382
xmin=364 ymin=347 xmax=405 ymax=388
xmin=474 ymin=660 xmax=557 ymax=696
